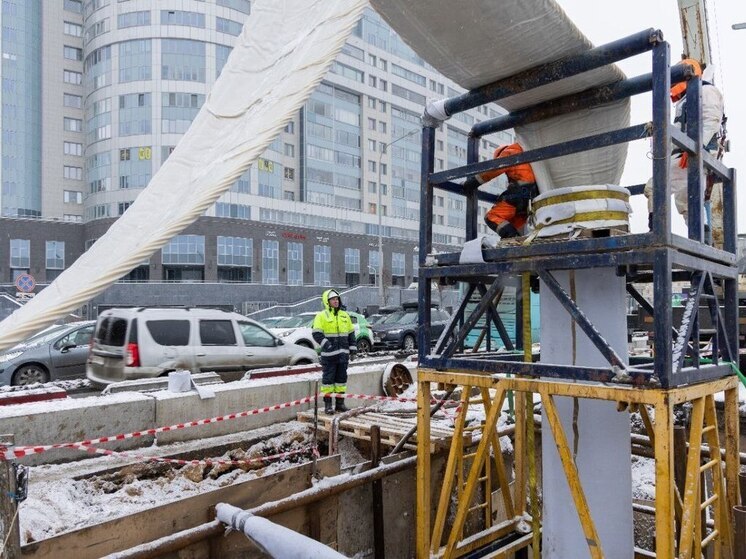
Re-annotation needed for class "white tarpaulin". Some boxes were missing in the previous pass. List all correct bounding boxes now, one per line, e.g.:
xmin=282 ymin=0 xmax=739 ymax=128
xmin=370 ymin=0 xmax=630 ymax=191
xmin=0 ymin=0 xmax=367 ymax=351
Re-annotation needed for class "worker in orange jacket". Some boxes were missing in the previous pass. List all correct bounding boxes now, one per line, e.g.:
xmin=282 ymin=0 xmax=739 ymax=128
xmin=477 ymin=143 xmax=539 ymax=239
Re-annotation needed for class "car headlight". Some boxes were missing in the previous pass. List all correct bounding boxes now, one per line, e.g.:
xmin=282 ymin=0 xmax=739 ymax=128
xmin=0 ymin=351 xmax=23 ymax=363
xmin=277 ymin=329 xmax=295 ymax=338
xmin=388 ymin=329 xmax=402 ymax=335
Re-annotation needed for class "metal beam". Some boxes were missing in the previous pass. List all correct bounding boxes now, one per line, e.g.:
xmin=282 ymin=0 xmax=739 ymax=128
xmin=430 ymin=124 xmax=650 ymax=185
xmin=441 ymin=28 xmax=661 ymax=117
xmin=472 ymin=65 xmax=691 ymax=138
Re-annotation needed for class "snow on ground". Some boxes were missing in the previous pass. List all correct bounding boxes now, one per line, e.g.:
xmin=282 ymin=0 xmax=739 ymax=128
xmin=631 ymin=455 xmax=655 ymax=502
xmin=19 ymin=422 xmax=318 ymax=544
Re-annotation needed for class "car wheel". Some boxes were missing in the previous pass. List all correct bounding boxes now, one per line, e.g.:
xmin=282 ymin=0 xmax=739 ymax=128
xmin=296 ymin=341 xmax=313 ymax=349
xmin=402 ymin=334 xmax=416 ymax=351
xmin=12 ymin=364 xmax=50 ymax=386
xmin=295 ymin=359 xmax=313 ymax=365
xmin=357 ymin=338 xmax=371 ymax=353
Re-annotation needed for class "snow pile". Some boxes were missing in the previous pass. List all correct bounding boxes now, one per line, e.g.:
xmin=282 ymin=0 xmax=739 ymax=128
xmin=630 ymin=455 xmax=655 ymax=502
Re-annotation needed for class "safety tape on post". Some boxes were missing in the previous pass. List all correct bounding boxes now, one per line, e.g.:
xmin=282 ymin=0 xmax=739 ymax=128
xmin=0 ymin=392 xmax=462 ymax=461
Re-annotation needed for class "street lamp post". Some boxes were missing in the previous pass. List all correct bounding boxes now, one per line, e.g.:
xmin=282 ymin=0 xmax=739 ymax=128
xmin=377 ymin=128 xmax=419 ymax=307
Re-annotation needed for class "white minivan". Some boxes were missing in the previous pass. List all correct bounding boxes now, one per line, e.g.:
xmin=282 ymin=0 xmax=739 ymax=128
xmin=86 ymin=307 xmax=318 ymax=386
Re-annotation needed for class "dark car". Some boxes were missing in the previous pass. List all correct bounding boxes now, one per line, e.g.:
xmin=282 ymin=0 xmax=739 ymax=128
xmin=0 ymin=321 xmax=96 ymax=385
xmin=371 ymin=307 xmax=451 ymax=351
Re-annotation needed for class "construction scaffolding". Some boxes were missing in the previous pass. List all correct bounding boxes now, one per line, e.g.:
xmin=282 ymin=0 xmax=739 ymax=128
xmin=414 ymin=29 xmax=740 ymax=558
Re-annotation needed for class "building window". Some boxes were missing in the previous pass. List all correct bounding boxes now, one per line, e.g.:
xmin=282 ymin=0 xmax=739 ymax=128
xmin=287 ymin=242 xmax=303 ymax=286
xmin=64 ymin=117 xmax=83 ymax=132
xmin=368 ymin=117 xmax=376 ymax=131
xmin=313 ymin=245 xmax=331 ymax=286
xmin=160 ymin=10 xmax=205 ymax=28
xmin=216 ymin=0 xmax=251 ymax=14
xmin=64 ymin=190 xmax=83 ymax=204
xmin=344 ymin=248 xmax=360 ymax=287
xmin=10 ymin=239 xmax=30 ymax=269
xmin=63 ymin=46 xmax=82 ymax=61
xmin=46 ymin=241 xmax=65 ymax=270
xmin=63 ymin=166 xmax=83 ymax=180
xmin=117 ymin=201 xmax=133 ymax=215
xmin=64 ymin=93 xmax=82 ymax=109
xmin=379 ymin=121 xmax=387 ymax=133
xmin=64 ymin=214 xmax=83 ymax=223
xmin=216 ymin=17 xmax=242 ymax=36
xmin=64 ymin=0 xmax=83 ymax=13
xmin=380 ymin=163 xmax=387 ymax=176
xmin=161 ymin=39 xmax=205 ymax=82
xmin=368 ymin=160 xmax=376 ymax=173
xmin=64 ymin=142 xmax=83 ymax=156
xmin=162 ymin=235 xmax=205 ymax=265
xmin=118 ymin=10 xmax=151 ymax=29
xmin=262 ymin=240 xmax=279 ymax=284
xmin=64 ymin=21 xmax=83 ymax=37
xmin=217 ymin=236 xmax=252 ymax=282
xmin=284 ymin=167 xmax=295 ymax=181
xmin=63 ymin=70 xmax=83 ymax=85
xmin=369 ymin=250 xmax=380 ymax=285
xmin=284 ymin=143 xmax=295 ymax=157
xmin=368 ymin=139 xmax=376 ymax=152
xmin=392 ymin=252 xmax=405 ymax=286
xmin=368 ymin=97 xmax=376 ymax=110
xmin=119 ymin=92 xmax=152 ymax=136
xmin=119 ymin=39 xmax=151 ymax=83
xmin=215 ymin=203 xmax=250 ymax=219
xmin=368 ymin=181 xmax=377 ymax=193
xmin=284 ymin=121 xmax=294 ymax=134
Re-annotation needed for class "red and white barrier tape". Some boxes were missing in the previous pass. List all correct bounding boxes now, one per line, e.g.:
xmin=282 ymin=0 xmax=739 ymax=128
xmin=0 ymin=392 xmax=460 ymax=461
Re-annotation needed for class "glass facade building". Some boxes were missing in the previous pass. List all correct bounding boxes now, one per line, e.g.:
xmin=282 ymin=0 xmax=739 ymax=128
xmin=0 ymin=2 xmax=512 ymax=292
xmin=1 ymin=1 xmax=42 ymax=217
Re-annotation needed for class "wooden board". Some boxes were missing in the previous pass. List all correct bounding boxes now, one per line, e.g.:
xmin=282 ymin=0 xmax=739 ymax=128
xmin=297 ymin=410 xmax=471 ymax=453
xmin=21 ymin=457 xmax=340 ymax=559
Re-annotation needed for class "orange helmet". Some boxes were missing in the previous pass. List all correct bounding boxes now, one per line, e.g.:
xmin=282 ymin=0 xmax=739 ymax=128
xmin=670 ymin=58 xmax=702 ymax=102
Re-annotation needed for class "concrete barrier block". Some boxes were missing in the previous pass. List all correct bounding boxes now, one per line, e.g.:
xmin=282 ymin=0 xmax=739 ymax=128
xmin=154 ymin=367 xmax=384 ymax=445
xmin=0 ymin=392 xmax=156 ymax=466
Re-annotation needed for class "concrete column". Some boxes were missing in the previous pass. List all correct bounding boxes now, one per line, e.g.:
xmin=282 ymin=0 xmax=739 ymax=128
xmin=540 ymin=267 xmax=633 ymax=558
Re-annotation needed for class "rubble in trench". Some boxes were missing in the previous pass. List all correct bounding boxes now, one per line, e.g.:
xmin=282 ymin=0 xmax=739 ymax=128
xmin=20 ymin=422 xmax=319 ymax=543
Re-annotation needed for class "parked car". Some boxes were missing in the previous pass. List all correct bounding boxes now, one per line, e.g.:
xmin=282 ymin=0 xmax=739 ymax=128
xmin=268 ymin=311 xmax=374 ymax=353
xmin=0 ymin=321 xmax=96 ymax=385
xmin=371 ymin=306 xmax=452 ymax=350
xmin=86 ymin=308 xmax=318 ymax=387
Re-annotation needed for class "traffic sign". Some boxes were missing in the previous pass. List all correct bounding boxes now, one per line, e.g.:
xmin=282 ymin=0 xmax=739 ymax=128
xmin=15 ymin=274 xmax=35 ymax=293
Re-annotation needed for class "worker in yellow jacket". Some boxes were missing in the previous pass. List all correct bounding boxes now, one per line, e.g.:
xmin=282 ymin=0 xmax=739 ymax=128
xmin=312 ymin=289 xmax=357 ymax=414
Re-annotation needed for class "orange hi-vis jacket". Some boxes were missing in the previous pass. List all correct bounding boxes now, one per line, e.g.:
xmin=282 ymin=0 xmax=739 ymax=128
xmin=477 ymin=143 xmax=536 ymax=185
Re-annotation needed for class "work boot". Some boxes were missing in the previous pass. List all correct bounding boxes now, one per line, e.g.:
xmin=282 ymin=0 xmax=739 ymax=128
xmin=335 ymin=395 xmax=349 ymax=413
xmin=324 ymin=396 xmax=334 ymax=415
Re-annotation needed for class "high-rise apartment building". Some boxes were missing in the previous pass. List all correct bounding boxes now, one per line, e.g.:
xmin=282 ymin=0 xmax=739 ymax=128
xmin=0 ymin=2 xmax=513 ymax=305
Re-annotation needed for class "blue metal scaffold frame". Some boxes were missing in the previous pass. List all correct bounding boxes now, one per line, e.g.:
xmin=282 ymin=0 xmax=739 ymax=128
xmin=416 ymin=29 xmax=738 ymax=389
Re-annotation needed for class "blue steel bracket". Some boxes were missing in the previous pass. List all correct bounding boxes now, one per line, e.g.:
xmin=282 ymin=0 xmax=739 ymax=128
xmin=441 ymin=278 xmax=504 ymax=358
xmin=434 ymin=283 xmax=477 ymax=354
xmin=476 ymin=284 xmax=515 ymax=351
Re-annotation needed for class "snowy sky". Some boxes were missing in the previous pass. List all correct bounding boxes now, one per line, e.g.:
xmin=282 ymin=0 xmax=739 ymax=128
xmin=558 ymin=0 xmax=745 ymax=234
